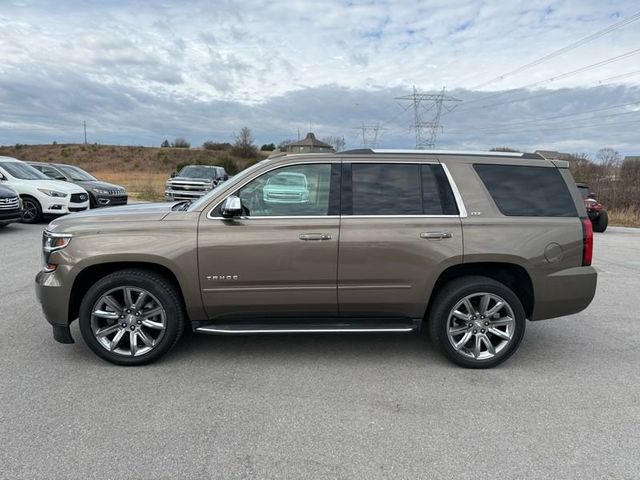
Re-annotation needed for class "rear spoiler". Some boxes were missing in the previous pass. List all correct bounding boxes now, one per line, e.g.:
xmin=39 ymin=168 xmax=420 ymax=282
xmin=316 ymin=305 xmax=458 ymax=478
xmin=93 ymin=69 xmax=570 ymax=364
xmin=535 ymin=152 xmax=570 ymax=169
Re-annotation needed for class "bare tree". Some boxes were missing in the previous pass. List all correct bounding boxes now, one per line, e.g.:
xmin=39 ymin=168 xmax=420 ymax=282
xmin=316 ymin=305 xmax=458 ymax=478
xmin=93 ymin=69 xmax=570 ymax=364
xmin=171 ymin=137 xmax=190 ymax=148
xmin=322 ymin=136 xmax=346 ymax=152
xmin=231 ymin=127 xmax=258 ymax=159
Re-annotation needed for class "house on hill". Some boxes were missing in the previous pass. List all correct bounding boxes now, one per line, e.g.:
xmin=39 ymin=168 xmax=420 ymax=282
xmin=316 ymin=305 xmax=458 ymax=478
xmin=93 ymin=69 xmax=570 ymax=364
xmin=283 ymin=133 xmax=335 ymax=154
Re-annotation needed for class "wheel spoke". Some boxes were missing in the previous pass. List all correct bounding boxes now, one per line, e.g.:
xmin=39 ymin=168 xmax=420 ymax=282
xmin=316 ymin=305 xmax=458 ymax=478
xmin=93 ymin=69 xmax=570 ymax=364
xmin=480 ymin=334 xmax=495 ymax=355
xmin=473 ymin=335 xmax=482 ymax=358
xmin=96 ymin=324 xmax=121 ymax=337
xmin=124 ymin=288 xmax=135 ymax=309
xmin=133 ymin=291 xmax=148 ymax=311
xmin=449 ymin=325 xmax=468 ymax=335
xmin=490 ymin=316 xmax=513 ymax=327
xmin=462 ymin=298 xmax=475 ymax=315
xmin=110 ymin=329 xmax=125 ymax=351
xmin=485 ymin=301 xmax=505 ymax=317
xmin=142 ymin=306 xmax=163 ymax=319
xmin=454 ymin=331 xmax=472 ymax=350
xmin=141 ymin=319 xmax=164 ymax=330
xmin=93 ymin=309 xmax=120 ymax=320
xmin=103 ymin=295 xmax=123 ymax=314
xmin=137 ymin=329 xmax=154 ymax=348
xmin=130 ymin=331 xmax=138 ymax=356
xmin=479 ymin=295 xmax=490 ymax=315
xmin=488 ymin=327 xmax=511 ymax=341
xmin=452 ymin=310 xmax=470 ymax=321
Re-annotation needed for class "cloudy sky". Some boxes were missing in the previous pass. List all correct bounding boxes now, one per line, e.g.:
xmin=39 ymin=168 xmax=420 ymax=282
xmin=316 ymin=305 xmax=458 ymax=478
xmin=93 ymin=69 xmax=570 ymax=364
xmin=0 ymin=0 xmax=639 ymax=156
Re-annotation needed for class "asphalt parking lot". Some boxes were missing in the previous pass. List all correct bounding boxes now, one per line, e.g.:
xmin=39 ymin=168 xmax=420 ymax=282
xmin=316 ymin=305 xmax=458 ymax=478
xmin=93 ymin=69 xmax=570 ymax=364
xmin=1 ymin=222 xmax=639 ymax=479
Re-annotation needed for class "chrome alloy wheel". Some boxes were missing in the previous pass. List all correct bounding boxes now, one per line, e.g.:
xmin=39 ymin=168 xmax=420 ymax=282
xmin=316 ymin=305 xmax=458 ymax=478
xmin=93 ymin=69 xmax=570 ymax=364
xmin=90 ymin=286 xmax=167 ymax=357
xmin=446 ymin=292 xmax=516 ymax=361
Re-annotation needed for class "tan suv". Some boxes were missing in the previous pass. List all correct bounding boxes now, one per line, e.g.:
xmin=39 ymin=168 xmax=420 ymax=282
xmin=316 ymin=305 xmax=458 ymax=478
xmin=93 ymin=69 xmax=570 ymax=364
xmin=35 ymin=149 xmax=597 ymax=368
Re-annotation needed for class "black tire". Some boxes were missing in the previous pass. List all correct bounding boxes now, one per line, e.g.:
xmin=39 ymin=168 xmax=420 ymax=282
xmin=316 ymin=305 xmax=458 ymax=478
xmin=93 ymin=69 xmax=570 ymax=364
xmin=592 ymin=210 xmax=608 ymax=233
xmin=427 ymin=276 xmax=526 ymax=369
xmin=21 ymin=196 xmax=42 ymax=224
xmin=78 ymin=269 xmax=185 ymax=366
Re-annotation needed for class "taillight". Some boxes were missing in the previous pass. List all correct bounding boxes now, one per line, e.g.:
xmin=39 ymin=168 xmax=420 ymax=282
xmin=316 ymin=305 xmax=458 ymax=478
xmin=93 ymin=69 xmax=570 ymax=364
xmin=581 ymin=218 xmax=593 ymax=266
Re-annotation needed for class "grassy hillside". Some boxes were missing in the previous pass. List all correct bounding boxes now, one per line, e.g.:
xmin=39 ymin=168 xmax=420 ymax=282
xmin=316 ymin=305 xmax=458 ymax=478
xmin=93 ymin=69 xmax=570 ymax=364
xmin=0 ymin=144 xmax=262 ymax=200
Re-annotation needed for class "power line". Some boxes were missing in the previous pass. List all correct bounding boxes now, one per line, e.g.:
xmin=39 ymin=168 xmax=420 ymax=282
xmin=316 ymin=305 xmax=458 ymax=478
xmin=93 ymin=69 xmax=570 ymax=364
xmin=471 ymin=9 xmax=640 ymax=90
xmin=449 ymin=70 xmax=640 ymax=115
xmin=353 ymin=122 xmax=387 ymax=148
xmin=394 ymin=86 xmax=461 ymax=149
xmin=457 ymin=100 xmax=640 ymax=132
xmin=461 ymin=48 xmax=640 ymax=107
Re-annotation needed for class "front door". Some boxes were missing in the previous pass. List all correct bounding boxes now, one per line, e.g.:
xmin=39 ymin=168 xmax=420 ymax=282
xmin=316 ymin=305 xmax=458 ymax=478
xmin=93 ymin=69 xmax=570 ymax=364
xmin=338 ymin=161 xmax=463 ymax=319
xmin=198 ymin=162 xmax=341 ymax=320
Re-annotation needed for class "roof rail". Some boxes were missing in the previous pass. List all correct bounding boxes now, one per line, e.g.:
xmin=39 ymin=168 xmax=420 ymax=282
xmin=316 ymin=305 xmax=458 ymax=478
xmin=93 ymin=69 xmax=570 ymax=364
xmin=340 ymin=148 xmax=544 ymax=159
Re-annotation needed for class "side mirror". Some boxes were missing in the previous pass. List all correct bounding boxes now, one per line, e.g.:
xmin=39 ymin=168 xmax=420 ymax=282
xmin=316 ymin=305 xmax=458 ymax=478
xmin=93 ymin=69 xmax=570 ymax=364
xmin=588 ymin=192 xmax=596 ymax=199
xmin=0 ymin=172 xmax=5 ymax=180
xmin=223 ymin=174 xmax=229 ymax=181
xmin=56 ymin=176 xmax=67 ymax=181
xmin=221 ymin=195 xmax=242 ymax=218
xmin=170 ymin=171 xmax=177 ymax=178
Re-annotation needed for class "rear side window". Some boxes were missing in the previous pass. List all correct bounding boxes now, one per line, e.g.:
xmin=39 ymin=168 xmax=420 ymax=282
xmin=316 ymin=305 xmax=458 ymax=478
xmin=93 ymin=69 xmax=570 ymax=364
xmin=474 ymin=164 xmax=577 ymax=217
xmin=344 ymin=163 xmax=459 ymax=215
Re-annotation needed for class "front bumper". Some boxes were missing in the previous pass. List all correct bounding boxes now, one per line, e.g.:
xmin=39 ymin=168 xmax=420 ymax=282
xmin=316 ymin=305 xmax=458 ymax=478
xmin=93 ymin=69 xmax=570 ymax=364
xmin=531 ymin=266 xmax=597 ymax=320
xmin=0 ymin=208 xmax=22 ymax=224
xmin=42 ymin=201 xmax=89 ymax=215
xmin=164 ymin=189 xmax=207 ymax=201
xmin=93 ymin=194 xmax=128 ymax=207
xmin=36 ymin=268 xmax=76 ymax=343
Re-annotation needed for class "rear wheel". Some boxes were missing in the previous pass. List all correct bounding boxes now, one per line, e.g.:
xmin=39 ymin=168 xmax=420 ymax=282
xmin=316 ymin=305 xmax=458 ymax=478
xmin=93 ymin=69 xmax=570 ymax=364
xmin=21 ymin=197 xmax=42 ymax=223
xmin=428 ymin=276 xmax=526 ymax=368
xmin=78 ymin=269 xmax=184 ymax=365
xmin=592 ymin=210 xmax=608 ymax=232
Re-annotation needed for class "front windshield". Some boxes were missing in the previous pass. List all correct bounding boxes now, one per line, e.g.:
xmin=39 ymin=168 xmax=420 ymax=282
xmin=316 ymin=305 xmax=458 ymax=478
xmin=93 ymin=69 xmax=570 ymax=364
xmin=58 ymin=165 xmax=96 ymax=181
xmin=179 ymin=165 xmax=219 ymax=180
xmin=187 ymin=159 xmax=270 ymax=212
xmin=0 ymin=161 xmax=50 ymax=180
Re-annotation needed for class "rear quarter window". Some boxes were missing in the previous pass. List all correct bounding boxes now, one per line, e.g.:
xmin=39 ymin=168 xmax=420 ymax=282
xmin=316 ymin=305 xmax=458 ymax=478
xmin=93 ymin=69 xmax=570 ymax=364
xmin=474 ymin=164 xmax=577 ymax=217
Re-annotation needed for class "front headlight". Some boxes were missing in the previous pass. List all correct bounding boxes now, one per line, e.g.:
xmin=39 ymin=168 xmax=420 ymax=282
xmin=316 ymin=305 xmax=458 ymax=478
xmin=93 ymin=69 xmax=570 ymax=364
xmin=37 ymin=188 xmax=67 ymax=198
xmin=42 ymin=231 xmax=72 ymax=272
xmin=91 ymin=187 xmax=110 ymax=194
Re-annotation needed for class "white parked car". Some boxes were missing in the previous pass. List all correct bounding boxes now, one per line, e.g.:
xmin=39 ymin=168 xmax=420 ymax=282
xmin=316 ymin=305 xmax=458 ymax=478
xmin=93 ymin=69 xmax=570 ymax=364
xmin=0 ymin=156 xmax=90 ymax=223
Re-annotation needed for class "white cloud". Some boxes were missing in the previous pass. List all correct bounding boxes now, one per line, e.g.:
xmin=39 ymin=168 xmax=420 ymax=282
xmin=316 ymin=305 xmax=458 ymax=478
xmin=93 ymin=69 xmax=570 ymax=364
xmin=0 ymin=0 xmax=639 ymax=155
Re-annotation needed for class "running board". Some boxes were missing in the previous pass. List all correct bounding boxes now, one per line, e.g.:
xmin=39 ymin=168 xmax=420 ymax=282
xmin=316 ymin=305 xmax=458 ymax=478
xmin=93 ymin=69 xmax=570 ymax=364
xmin=194 ymin=322 xmax=417 ymax=335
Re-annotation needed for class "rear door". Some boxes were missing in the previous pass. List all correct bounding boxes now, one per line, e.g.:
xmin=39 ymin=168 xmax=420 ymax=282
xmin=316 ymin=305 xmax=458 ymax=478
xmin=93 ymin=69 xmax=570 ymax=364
xmin=337 ymin=159 xmax=463 ymax=319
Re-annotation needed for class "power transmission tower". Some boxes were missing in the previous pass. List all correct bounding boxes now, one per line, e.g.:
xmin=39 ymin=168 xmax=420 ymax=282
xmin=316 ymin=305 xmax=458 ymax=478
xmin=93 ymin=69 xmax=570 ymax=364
xmin=353 ymin=122 xmax=387 ymax=148
xmin=395 ymin=86 xmax=461 ymax=149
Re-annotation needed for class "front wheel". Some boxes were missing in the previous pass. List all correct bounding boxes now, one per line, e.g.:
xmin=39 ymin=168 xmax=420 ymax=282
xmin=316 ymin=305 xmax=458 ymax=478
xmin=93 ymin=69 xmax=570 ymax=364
xmin=78 ymin=269 xmax=185 ymax=365
xmin=428 ymin=276 xmax=526 ymax=368
xmin=592 ymin=210 xmax=608 ymax=233
xmin=21 ymin=197 xmax=42 ymax=223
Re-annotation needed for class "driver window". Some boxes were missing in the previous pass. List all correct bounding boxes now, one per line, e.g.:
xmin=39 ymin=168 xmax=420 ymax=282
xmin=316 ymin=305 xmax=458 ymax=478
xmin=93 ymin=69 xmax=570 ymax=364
xmin=237 ymin=164 xmax=331 ymax=217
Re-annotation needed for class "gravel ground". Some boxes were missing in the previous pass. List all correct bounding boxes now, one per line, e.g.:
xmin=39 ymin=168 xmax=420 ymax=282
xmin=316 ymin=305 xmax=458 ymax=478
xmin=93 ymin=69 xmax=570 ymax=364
xmin=1 ymin=222 xmax=639 ymax=480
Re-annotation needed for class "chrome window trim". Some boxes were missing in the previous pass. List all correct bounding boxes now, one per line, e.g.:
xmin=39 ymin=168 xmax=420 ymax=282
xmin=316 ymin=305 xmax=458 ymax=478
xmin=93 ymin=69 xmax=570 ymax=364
xmin=206 ymin=159 xmax=467 ymax=220
xmin=207 ymin=160 xmax=339 ymax=220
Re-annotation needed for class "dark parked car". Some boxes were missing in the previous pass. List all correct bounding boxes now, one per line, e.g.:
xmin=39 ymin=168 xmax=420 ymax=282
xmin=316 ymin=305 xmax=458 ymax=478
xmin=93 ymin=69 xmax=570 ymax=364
xmin=0 ymin=184 xmax=22 ymax=227
xmin=29 ymin=162 xmax=128 ymax=208
xmin=576 ymin=182 xmax=608 ymax=232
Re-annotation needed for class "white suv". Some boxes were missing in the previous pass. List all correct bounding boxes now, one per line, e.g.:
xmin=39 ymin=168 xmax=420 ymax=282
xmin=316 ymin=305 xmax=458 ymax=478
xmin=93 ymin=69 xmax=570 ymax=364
xmin=0 ymin=156 xmax=89 ymax=223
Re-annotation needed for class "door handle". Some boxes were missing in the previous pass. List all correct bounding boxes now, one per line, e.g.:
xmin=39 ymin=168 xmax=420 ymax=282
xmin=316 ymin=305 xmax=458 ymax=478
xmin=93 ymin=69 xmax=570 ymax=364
xmin=420 ymin=232 xmax=452 ymax=240
xmin=299 ymin=233 xmax=332 ymax=241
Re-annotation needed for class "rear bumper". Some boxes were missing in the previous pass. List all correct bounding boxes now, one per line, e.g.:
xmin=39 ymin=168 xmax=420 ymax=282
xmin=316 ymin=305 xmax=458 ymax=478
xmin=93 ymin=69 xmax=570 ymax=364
xmin=531 ymin=266 xmax=597 ymax=320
